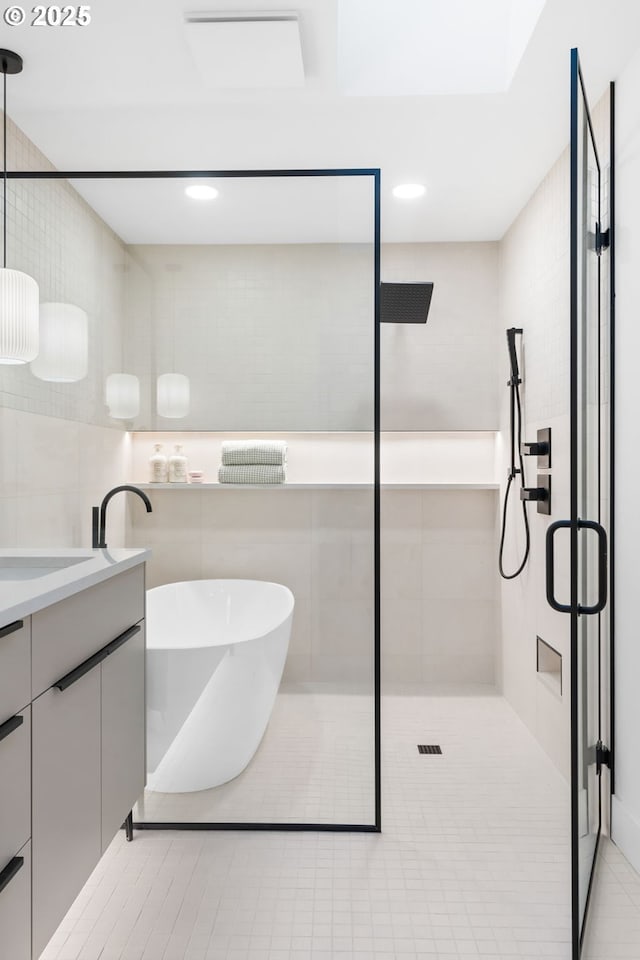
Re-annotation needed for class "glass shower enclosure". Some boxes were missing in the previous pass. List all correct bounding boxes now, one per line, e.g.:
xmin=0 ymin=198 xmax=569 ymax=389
xmin=546 ymin=50 xmax=614 ymax=957
xmin=4 ymin=168 xmax=381 ymax=832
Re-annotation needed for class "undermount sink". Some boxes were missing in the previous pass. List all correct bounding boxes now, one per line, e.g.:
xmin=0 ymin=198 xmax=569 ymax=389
xmin=0 ymin=555 xmax=94 ymax=581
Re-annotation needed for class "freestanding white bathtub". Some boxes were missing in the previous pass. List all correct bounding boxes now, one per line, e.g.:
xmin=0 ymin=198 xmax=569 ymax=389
xmin=145 ymin=579 xmax=294 ymax=793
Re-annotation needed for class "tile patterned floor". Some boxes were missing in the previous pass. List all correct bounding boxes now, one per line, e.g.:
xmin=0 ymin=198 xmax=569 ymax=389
xmin=136 ymin=684 xmax=375 ymax=825
xmin=582 ymin=837 xmax=640 ymax=959
xmin=39 ymin=687 xmax=637 ymax=960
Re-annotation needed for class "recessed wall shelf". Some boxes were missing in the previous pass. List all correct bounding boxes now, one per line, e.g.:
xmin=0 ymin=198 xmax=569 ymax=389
xmin=536 ymin=636 xmax=562 ymax=697
xmin=132 ymin=482 xmax=501 ymax=491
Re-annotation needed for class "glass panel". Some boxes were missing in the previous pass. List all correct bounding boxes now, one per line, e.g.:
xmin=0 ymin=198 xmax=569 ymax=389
xmin=574 ymin=64 xmax=603 ymax=934
xmin=0 ymin=175 xmax=129 ymax=426
xmin=7 ymin=172 xmax=378 ymax=828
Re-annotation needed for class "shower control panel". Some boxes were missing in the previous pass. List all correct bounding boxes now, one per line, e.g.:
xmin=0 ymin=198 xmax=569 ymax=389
xmin=520 ymin=475 xmax=551 ymax=515
xmin=521 ymin=427 xmax=551 ymax=468
xmin=520 ymin=429 xmax=552 ymax=515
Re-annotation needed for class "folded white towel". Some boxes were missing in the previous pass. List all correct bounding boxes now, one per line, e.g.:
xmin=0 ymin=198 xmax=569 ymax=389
xmin=221 ymin=440 xmax=287 ymax=466
xmin=218 ymin=464 xmax=286 ymax=485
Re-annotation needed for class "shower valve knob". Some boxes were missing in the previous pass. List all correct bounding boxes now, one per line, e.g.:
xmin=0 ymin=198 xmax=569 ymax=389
xmin=520 ymin=487 xmax=548 ymax=502
xmin=521 ymin=441 xmax=549 ymax=457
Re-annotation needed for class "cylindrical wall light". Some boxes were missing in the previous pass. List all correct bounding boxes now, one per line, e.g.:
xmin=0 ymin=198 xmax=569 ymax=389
xmin=31 ymin=302 xmax=88 ymax=382
xmin=157 ymin=372 xmax=190 ymax=419
xmin=105 ymin=373 xmax=140 ymax=420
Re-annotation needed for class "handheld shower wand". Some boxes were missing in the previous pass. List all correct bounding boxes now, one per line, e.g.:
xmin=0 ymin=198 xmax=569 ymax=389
xmin=498 ymin=328 xmax=531 ymax=579
xmin=506 ymin=327 xmax=520 ymax=384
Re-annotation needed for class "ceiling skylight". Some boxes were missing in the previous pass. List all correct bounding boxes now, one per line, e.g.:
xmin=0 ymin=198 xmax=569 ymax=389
xmin=338 ymin=0 xmax=547 ymax=96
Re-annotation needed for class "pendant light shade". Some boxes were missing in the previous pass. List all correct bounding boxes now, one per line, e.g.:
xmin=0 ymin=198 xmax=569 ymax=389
xmin=105 ymin=373 xmax=140 ymax=420
xmin=157 ymin=372 xmax=190 ymax=419
xmin=30 ymin=302 xmax=88 ymax=381
xmin=0 ymin=50 xmax=39 ymax=365
xmin=0 ymin=267 xmax=39 ymax=363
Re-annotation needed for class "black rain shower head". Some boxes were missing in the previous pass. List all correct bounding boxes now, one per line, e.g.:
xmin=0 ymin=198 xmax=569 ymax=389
xmin=380 ymin=281 xmax=434 ymax=323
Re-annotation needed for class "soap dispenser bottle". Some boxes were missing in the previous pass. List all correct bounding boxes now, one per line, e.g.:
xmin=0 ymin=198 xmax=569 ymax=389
xmin=149 ymin=443 xmax=168 ymax=483
xmin=169 ymin=443 xmax=188 ymax=483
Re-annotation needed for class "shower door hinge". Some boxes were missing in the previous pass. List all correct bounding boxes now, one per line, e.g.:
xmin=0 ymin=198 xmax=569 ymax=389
xmin=596 ymin=740 xmax=611 ymax=775
xmin=595 ymin=223 xmax=610 ymax=254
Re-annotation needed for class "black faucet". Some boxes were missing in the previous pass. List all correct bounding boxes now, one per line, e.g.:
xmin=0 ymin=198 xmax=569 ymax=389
xmin=92 ymin=485 xmax=152 ymax=549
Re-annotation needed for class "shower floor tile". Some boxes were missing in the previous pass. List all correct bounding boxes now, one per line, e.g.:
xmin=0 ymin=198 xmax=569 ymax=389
xmin=582 ymin=837 xmax=640 ymax=959
xmin=37 ymin=685 xmax=620 ymax=960
xmin=135 ymin=683 xmax=376 ymax=825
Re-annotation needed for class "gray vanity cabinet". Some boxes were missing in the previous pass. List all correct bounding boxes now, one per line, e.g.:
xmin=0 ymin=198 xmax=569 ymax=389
xmin=32 ymin=668 xmax=102 ymax=959
xmin=0 ymin=706 xmax=31 ymax=872
xmin=31 ymin=570 xmax=146 ymax=958
xmin=101 ymin=622 xmax=146 ymax=849
xmin=0 ymin=617 xmax=32 ymax=960
xmin=0 ymin=617 xmax=30 ymax=721
xmin=0 ymin=841 xmax=31 ymax=960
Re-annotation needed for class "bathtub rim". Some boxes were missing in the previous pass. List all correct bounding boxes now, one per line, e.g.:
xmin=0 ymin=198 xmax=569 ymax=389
xmin=146 ymin=577 xmax=295 ymax=651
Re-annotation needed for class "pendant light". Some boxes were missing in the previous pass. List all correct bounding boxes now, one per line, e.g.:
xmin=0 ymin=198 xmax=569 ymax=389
xmin=0 ymin=49 xmax=38 ymax=364
xmin=157 ymin=372 xmax=190 ymax=418
xmin=156 ymin=263 xmax=190 ymax=419
xmin=31 ymin=302 xmax=88 ymax=382
xmin=105 ymin=373 xmax=140 ymax=420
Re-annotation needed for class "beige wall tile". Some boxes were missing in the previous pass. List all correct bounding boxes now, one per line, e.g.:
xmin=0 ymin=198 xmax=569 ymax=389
xmin=422 ymin=542 xmax=496 ymax=601
xmin=381 ymin=543 xmax=422 ymax=599
xmin=421 ymin=489 xmax=498 ymax=543
xmin=145 ymin=542 xmax=203 ymax=589
xmin=380 ymin=490 xmax=422 ymax=543
xmin=381 ymin=597 xmax=421 ymax=657
xmin=202 ymin=489 xmax=312 ymax=545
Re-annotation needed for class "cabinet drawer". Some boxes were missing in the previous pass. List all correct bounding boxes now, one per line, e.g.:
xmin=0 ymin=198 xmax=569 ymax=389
xmin=32 ymin=565 xmax=145 ymax=698
xmin=0 ymin=841 xmax=31 ymax=960
xmin=0 ymin=707 xmax=30 ymax=868
xmin=0 ymin=617 xmax=30 ymax=722
xmin=32 ymin=671 xmax=101 ymax=959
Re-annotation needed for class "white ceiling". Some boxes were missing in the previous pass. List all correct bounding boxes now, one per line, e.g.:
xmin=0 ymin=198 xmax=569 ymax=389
xmin=69 ymin=175 xmax=375 ymax=244
xmin=5 ymin=0 xmax=640 ymax=244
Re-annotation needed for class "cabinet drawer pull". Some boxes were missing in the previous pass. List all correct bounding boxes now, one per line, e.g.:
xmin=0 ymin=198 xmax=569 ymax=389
xmin=0 ymin=619 xmax=23 ymax=640
xmin=0 ymin=713 xmax=23 ymax=744
xmin=54 ymin=623 xmax=142 ymax=692
xmin=0 ymin=856 xmax=24 ymax=895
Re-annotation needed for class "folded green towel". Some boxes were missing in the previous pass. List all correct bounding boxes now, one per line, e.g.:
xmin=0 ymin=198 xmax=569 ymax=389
xmin=218 ymin=464 xmax=286 ymax=484
xmin=221 ymin=440 xmax=287 ymax=466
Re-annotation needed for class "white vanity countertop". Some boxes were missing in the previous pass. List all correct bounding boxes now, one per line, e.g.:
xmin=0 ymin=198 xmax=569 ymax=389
xmin=0 ymin=548 xmax=151 ymax=626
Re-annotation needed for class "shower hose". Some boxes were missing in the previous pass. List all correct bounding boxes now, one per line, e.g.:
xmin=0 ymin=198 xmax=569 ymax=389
xmin=498 ymin=368 xmax=530 ymax=579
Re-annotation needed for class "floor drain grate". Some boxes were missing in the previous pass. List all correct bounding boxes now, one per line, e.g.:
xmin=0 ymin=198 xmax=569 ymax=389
xmin=417 ymin=744 xmax=442 ymax=755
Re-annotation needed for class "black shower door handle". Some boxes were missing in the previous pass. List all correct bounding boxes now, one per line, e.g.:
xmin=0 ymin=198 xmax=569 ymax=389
xmin=546 ymin=520 xmax=572 ymax=613
xmin=546 ymin=519 xmax=608 ymax=615
xmin=577 ymin=520 xmax=608 ymax=615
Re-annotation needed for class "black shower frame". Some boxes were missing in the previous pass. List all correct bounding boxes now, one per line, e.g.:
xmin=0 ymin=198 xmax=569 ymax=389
xmin=569 ymin=52 xmax=616 ymax=956
xmin=8 ymin=165 xmax=382 ymax=834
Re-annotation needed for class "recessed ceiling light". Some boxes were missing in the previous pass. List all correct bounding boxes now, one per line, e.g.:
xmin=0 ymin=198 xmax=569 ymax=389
xmin=392 ymin=183 xmax=426 ymax=200
xmin=185 ymin=184 xmax=219 ymax=201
